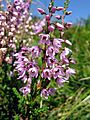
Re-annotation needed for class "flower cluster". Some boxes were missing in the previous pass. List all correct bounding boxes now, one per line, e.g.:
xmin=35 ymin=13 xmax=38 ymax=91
xmin=0 ymin=0 xmax=31 ymax=64
xmin=14 ymin=46 xmax=40 ymax=95
xmin=14 ymin=0 xmax=76 ymax=98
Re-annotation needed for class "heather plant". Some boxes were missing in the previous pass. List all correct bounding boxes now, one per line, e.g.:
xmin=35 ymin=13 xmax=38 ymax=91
xmin=13 ymin=0 xmax=75 ymax=114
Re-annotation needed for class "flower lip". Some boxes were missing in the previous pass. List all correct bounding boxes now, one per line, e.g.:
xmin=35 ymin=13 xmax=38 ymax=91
xmin=45 ymin=15 xmax=50 ymax=21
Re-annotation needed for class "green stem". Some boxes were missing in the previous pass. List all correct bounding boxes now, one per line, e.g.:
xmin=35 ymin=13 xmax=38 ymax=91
xmin=51 ymin=0 xmax=54 ymax=6
xmin=40 ymin=99 xmax=43 ymax=108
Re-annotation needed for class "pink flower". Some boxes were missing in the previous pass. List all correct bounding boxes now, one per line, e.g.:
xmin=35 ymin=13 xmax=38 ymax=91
xmin=5 ymin=57 xmax=12 ymax=64
xmin=52 ymin=66 xmax=65 ymax=79
xmin=28 ymin=67 xmax=38 ymax=78
xmin=56 ymin=77 xmax=67 ymax=86
xmin=14 ymin=0 xmax=20 ymax=6
xmin=39 ymin=34 xmax=50 ymax=45
xmin=41 ymin=89 xmax=49 ymax=99
xmin=33 ymin=25 xmax=43 ymax=34
xmin=32 ymin=19 xmax=45 ymax=34
xmin=60 ymin=47 xmax=72 ymax=59
xmin=60 ymin=47 xmax=72 ymax=64
xmin=46 ymin=57 xmax=58 ymax=67
xmin=53 ymin=38 xmax=64 ymax=53
xmin=48 ymin=88 xmax=56 ymax=96
xmin=19 ymin=84 xmax=31 ymax=96
xmin=13 ymin=0 xmax=75 ymax=97
xmin=17 ymin=71 xmax=26 ymax=80
xmin=53 ymin=38 xmax=64 ymax=48
xmin=30 ymin=46 xmax=41 ymax=58
xmin=41 ymin=68 xmax=51 ymax=80
xmin=46 ymin=46 xmax=55 ymax=57
xmin=41 ymin=88 xmax=56 ymax=99
xmin=66 ymin=68 xmax=76 ymax=79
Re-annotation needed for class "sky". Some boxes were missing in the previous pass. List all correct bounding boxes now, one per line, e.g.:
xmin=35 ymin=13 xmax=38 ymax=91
xmin=31 ymin=0 xmax=90 ymax=23
xmin=2 ymin=0 xmax=90 ymax=23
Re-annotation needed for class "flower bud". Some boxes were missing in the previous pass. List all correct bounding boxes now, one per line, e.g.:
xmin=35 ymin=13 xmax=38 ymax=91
xmin=70 ymin=59 xmax=76 ymax=64
xmin=48 ymin=25 xmax=55 ymax=32
xmin=65 ymin=22 xmax=73 ymax=28
xmin=65 ymin=11 xmax=72 ymax=15
xmin=51 ymin=7 xmax=56 ymax=13
xmin=55 ymin=15 xmax=61 ymax=20
xmin=57 ymin=7 xmax=64 ymax=11
xmin=56 ymin=23 xmax=64 ymax=31
xmin=64 ymin=40 xmax=72 ymax=46
xmin=37 ymin=8 xmax=46 ymax=15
